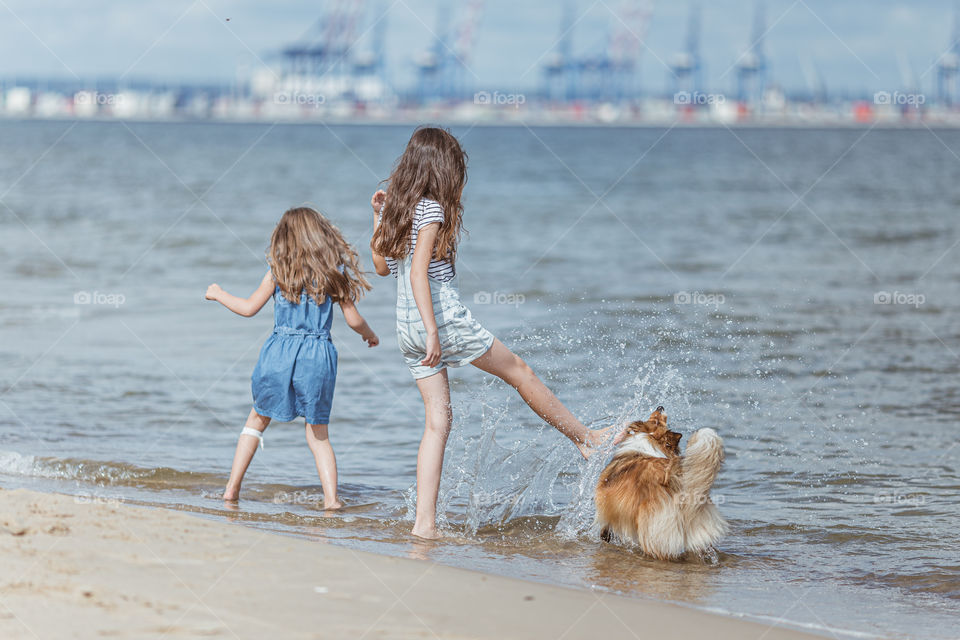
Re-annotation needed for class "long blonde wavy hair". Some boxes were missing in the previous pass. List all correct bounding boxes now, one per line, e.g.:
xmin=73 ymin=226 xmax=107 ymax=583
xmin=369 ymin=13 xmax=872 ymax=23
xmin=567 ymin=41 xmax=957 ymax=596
xmin=268 ymin=207 xmax=370 ymax=305
xmin=372 ymin=126 xmax=467 ymax=264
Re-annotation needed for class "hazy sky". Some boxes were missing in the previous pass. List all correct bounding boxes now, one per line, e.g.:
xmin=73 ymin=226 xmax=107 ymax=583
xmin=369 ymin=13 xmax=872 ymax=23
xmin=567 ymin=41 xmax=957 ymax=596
xmin=0 ymin=0 xmax=953 ymax=96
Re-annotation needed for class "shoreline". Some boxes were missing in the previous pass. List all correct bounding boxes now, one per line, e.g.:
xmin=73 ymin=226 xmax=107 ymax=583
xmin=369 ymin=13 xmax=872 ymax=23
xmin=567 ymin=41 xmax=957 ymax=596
xmin=1 ymin=114 xmax=954 ymax=130
xmin=0 ymin=487 xmax=830 ymax=639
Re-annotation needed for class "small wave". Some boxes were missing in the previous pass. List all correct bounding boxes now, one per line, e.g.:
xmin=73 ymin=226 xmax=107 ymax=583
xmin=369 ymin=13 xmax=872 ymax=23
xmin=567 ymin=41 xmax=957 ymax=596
xmin=0 ymin=450 xmax=219 ymax=489
xmin=703 ymin=607 xmax=882 ymax=639
xmin=860 ymin=568 xmax=960 ymax=599
xmin=856 ymin=228 xmax=942 ymax=246
xmin=0 ymin=450 xmax=396 ymax=516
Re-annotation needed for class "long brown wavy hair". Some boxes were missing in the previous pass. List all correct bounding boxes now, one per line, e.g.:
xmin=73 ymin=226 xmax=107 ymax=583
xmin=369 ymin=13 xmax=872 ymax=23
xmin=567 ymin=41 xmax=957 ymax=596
xmin=372 ymin=126 xmax=467 ymax=264
xmin=268 ymin=207 xmax=370 ymax=305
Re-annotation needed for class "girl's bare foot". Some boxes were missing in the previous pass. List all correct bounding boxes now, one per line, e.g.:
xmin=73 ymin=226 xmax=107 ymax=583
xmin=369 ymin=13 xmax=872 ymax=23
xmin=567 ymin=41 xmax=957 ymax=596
xmin=411 ymin=524 xmax=440 ymax=539
xmin=611 ymin=422 xmax=630 ymax=445
xmin=223 ymin=486 xmax=240 ymax=501
xmin=578 ymin=425 xmax=621 ymax=459
xmin=324 ymin=500 xmax=343 ymax=510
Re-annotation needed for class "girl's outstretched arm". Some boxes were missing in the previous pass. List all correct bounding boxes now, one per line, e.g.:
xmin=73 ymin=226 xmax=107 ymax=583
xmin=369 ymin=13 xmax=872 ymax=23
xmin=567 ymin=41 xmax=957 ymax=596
xmin=339 ymin=299 xmax=379 ymax=347
xmin=409 ymin=222 xmax=442 ymax=367
xmin=206 ymin=271 xmax=274 ymax=317
xmin=370 ymin=190 xmax=391 ymax=277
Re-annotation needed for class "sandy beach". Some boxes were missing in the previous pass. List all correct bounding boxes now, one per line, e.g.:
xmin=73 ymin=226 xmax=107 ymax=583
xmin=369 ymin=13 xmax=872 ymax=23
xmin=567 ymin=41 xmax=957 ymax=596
xmin=0 ymin=487 xmax=824 ymax=640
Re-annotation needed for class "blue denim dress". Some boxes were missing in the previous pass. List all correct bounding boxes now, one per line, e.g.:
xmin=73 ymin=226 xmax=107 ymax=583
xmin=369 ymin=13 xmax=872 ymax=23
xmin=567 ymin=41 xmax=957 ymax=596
xmin=251 ymin=287 xmax=337 ymax=424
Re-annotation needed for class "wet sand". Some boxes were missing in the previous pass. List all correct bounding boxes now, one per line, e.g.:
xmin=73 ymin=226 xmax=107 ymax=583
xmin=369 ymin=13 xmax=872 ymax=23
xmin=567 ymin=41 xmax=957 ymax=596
xmin=0 ymin=487 xmax=824 ymax=639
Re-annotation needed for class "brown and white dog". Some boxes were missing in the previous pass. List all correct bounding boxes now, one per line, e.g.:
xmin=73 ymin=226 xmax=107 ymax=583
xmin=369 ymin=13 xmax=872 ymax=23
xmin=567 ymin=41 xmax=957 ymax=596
xmin=595 ymin=407 xmax=727 ymax=560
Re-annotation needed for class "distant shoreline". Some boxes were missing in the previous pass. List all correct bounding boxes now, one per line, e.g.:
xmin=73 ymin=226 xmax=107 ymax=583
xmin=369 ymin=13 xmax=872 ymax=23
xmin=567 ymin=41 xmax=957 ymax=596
xmin=3 ymin=114 xmax=957 ymax=129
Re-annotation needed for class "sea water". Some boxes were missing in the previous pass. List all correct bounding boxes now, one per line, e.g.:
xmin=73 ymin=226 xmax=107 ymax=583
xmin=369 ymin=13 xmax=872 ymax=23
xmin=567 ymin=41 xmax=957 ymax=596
xmin=2 ymin=121 xmax=958 ymax=638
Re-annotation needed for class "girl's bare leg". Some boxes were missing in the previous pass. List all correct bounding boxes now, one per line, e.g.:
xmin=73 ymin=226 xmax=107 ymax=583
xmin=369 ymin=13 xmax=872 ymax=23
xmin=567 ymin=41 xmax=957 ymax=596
xmin=305 ymin=422 xmax=342 ymax=509
xmin=471 ymin=339 xmax=613 ymax=458
xmin=223 ymin=408 xmax=270 ymax=501
xmin=411 ymin=369 xmax=452 ymax=539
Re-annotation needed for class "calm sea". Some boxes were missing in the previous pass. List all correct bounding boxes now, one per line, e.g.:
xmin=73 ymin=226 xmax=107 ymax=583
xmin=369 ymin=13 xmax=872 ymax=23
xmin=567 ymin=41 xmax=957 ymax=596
xmin=1 ymin=120 xmax=958 ymax=639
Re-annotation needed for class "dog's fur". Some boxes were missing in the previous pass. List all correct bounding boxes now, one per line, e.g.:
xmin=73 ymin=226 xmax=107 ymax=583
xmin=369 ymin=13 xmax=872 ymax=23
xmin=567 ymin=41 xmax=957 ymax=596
xmin=594 ymin=407 xmax=727 ymax=560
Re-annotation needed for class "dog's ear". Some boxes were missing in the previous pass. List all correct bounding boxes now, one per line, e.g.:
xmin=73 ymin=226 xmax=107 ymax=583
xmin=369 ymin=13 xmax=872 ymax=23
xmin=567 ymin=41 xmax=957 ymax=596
xmin=665 ymin=430 xmax=682 ymax=451
xmin=650 ymin=426 xmax=681 ymax=455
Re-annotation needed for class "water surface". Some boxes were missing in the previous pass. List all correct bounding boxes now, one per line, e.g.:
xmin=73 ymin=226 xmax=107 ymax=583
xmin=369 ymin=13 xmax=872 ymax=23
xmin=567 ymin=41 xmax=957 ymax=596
xmin=1 ymin=121 xmax=959 ymax=639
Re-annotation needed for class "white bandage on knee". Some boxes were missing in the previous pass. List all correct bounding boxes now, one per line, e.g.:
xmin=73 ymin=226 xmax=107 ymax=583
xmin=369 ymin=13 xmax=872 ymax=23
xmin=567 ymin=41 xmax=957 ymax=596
xmin=241 ymin=426 xmax=264 ymax=449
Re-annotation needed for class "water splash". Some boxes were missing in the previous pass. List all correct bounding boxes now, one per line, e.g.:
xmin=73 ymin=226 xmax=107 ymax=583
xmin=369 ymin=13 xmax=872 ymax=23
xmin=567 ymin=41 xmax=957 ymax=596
xmin=421 ymin=308 xmax=704 ymax=540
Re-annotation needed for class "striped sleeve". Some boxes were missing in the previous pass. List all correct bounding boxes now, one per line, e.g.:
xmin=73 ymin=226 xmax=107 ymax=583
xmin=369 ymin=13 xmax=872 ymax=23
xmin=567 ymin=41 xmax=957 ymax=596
xmin=413 ymin=200 xmax=444 ymax=231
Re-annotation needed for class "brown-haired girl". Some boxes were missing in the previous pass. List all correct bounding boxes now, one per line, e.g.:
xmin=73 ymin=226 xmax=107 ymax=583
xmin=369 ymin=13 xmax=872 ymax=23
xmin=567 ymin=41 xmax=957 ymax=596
xmin=206 ymin=207 xmax=379 ymax=507
xmin=370 ymin=127 xmax=612 ymax=538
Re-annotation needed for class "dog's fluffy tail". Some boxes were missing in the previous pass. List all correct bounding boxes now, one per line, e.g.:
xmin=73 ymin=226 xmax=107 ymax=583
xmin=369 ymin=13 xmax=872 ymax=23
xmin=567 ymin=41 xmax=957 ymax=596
xmin=679 ymin=428 xmax=728 ymax=554
xmin=680 ymin=428 xmax=724 ymax=497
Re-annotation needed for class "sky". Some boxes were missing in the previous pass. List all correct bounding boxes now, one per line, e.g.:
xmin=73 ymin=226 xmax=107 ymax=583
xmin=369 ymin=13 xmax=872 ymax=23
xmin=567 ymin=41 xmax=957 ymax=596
xmin=0 ymin=0 xmax=954 ymax=97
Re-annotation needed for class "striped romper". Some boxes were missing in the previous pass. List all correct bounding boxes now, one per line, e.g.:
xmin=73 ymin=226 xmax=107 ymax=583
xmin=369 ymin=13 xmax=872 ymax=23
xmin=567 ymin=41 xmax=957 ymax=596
xmin=385 ymin=198 xmax=494 ymax=379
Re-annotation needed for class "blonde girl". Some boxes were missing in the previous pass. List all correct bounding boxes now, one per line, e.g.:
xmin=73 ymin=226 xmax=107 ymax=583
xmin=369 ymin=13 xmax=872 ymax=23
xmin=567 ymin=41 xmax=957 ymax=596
xmin=206 ymin=207 xmax=378 ymax=507
xmin=370 ymin=127 xmax=611 ymax=538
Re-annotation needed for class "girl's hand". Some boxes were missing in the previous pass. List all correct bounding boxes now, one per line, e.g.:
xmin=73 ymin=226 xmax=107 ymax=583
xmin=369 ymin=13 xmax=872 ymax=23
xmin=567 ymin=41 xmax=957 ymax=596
xmin=421 ymin=331 xmax=441 ymax=367
xmin=371 ymin=190 xmax=386 ymax=219
xmin=363 ymin=330 xmax=379 ymax=348
xmin=205 ymin=283 xmax=223 ymax=301
xmin=205 ymin=272 xmax=273 ymax=317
